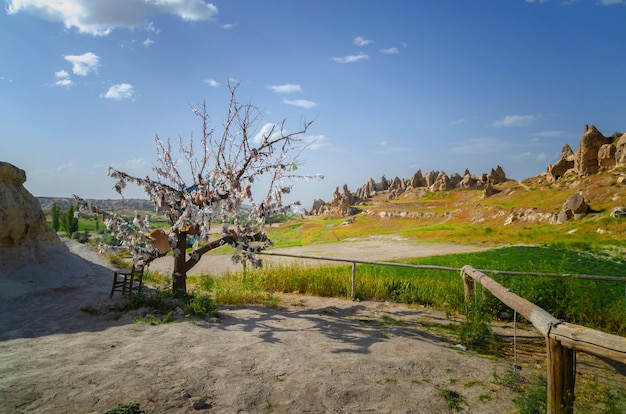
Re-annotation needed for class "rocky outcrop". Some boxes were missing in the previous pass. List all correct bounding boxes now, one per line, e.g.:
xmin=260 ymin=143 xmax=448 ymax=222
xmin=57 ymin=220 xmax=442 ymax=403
xmin=0 ymin=162 xmax=62 ymax=273
xmin=547 ymin=144 xmax=575 ymax=181
xmin=615 ymin=133 xmax=626 ymax=165
xmin=598 ymin=144 xmax=617 ymax=169
xmin=574 ymin=124 xmax=609 ymax=176
xmin=0 ymin=162 xmax=59 ymax=247
xmin=309 ymin=165 xmax=508 ymax=216
xmin=556 ymin=193 xmax=589 ymax=224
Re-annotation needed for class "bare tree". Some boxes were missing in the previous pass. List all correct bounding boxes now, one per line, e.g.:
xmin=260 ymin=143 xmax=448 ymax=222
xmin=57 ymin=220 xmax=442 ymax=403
xmin=76 ymin=82 xmax=321 ymax=293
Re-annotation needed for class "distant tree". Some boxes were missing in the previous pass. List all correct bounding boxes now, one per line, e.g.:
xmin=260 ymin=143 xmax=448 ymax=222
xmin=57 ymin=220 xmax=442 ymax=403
xmin=75 ymin=82 xmax=321 ymax=294
xmin=51 ymin=202 xmax=60 ymax=232
xmin=610 ymin=131 xmax=624 ymax=143
xmin=60 ymin=203 xmax=79 ymax=234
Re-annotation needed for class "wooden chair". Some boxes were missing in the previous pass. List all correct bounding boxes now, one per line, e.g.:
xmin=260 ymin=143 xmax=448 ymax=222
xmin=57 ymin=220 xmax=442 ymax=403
xmin=110 ymin=259 xmax=146 ymax=298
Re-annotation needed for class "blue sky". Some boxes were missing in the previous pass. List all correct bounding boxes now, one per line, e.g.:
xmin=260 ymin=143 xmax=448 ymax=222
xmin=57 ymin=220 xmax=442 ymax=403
xmin=2 ymin=0 xmax=626 ymax=209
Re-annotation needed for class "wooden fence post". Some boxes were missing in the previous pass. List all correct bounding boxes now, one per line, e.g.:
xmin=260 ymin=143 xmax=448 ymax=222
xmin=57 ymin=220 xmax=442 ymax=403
xmin=351 ymin=262 xmax=356 ymax=300
xmin=546 ymin=336 xmax=576 ymax=414
xmin=461 ymin=269 xmax=474 ymax=315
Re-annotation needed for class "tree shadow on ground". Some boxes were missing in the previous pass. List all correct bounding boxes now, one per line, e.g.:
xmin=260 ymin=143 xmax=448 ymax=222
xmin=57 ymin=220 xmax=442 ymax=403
xmin=206 ymin=301 xmax=455 ymax=355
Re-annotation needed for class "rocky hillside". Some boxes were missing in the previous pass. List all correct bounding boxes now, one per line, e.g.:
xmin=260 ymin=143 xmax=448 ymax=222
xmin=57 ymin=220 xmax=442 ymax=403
xmin=308 ymin=124 xmax=626 ymax=227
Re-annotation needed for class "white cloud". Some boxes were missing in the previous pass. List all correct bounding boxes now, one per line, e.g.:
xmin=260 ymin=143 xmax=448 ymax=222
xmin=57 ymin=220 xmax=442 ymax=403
xmin=301 ymin=135 xmax=331 ymax=150
xmin=55 ymin=69 xmax=69 ymax=78
xmin=6 ymin=0 xmax=218 ymax=36
xmin=451 ymin=138 xmax=511 ymax=154
xmin=64 ymin=52 xmax=99 ymax=76
xmin=492 ymin=114 xmax=538 ymax=127
xmin=55 ymin=79 xmax=74 ymax=86
xmin=269 ymin=84 xmax=301 ymax=94
xmin=222 ymin=23 xmax=236 ymax=29
xmin=203 ymin=78 xmax=220 ymax=87
xmin=101 ymin=83 xmax=135 ymax=100
xmin=353 ymin=36 xmax=372 ymax=47
xmin=282 ymin=99 xmax=317 ymax=109
xmin=143 ymin=37 xmax=154 ymax=47
xmin=253 ymin=123 xmax=280 ymax=144
xmin=379 ymin=47 xmax=399 ymax=54
xmin=332 ymin=53 xmax=369 ymax=63
xmin=525 ymin=0 xmax=549 ymax=3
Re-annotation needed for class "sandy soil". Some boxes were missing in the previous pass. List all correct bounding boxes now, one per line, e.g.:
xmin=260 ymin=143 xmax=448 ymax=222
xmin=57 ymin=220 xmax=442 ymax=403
xmin=0 ymin=238 xmax=621 ymax=413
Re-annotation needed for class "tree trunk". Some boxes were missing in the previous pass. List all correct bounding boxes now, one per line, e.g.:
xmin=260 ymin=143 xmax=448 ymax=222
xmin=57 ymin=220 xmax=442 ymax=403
xmin=173 ymin=231 xmax=187 ymax=294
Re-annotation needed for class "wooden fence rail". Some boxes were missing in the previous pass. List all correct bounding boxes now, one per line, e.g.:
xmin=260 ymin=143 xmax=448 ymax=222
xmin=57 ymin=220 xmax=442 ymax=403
xmin=258 ymin=251 xmax=626 ymax=414
xmin=461 ymin=265 xmax=626 ymax=414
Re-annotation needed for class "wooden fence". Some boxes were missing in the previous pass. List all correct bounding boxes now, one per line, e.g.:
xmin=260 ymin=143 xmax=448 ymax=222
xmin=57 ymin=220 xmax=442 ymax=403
xmin=259 ymin=251 xmax=626 ymax=414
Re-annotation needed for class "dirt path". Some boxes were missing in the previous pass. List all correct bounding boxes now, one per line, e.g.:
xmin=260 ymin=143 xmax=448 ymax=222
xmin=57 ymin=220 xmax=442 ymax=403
xmin=147 ymin=235 xmax=487 ymax=276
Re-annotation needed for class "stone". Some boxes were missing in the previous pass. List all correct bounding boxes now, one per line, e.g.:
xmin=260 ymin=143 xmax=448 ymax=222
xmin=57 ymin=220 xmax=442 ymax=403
xmin=430 ymin=172 xmax=451 ymax=191
xmin=557 ymin=193 xmax=589 ymax=224
xmin=488 ymin=165 xmax=507 ymax=184
xmin=598 ymin=143 xmax=617 ymax=169
xmin=410 ymin=169 xmax=426 ymax=188
xmin=547 ymin=144 xmax=575 ymax=181
xmin=189 ymin=397 xmax=207 ymax=409
xmin=615 ymin=133 xmax=626 ymax=164
xmin=0 ymin=162 xmax=59 ymax=247
xmin=574 ymin=124 xmax=608 ymax=176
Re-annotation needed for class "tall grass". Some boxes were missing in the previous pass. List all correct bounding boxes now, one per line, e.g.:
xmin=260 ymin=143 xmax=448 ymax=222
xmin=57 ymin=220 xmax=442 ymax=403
xmin=195 ymin=246 xmax=626 ymax=336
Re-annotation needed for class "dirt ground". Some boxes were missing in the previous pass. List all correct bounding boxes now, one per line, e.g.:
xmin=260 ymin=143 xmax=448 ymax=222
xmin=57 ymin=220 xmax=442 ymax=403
xmin=0 ymin=238 xmax=622 ymax=413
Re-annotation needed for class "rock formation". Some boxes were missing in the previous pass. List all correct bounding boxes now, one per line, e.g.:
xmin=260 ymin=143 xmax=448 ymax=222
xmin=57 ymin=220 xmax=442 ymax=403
xmin=574 ymin=124 xmax=609 ymax=176
xmin=0 ymin=162 xmax=61 ymax=272
xmin=557 ymin=193 xmax=589 ymax=224
xmin=309 ymin=165 xmax=508 ymax=216
xmin=547 ymin=144 xmax=575 ymax=181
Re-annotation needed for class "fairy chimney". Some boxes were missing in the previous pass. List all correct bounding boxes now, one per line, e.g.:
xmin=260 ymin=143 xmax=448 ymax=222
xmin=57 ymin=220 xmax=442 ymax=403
xmin=574 ymin=124 xmax=608 ymax=176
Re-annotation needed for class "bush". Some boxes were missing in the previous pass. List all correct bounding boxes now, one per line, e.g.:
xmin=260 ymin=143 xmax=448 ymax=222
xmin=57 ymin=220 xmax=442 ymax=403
xmin=185 ymin=293 xmax=218 ymax=316
xmin=71 ymin=230 xmax=90 ymax=243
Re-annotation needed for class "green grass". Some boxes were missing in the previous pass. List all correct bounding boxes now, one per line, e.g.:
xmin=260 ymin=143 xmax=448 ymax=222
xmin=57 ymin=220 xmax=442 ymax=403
xmin=191 ymin=246 xmax=626 ymax=336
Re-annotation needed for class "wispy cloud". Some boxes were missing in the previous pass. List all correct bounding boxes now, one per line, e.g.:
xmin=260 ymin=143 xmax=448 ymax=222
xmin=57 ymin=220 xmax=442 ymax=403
xmin=282 ymin=99 xmax=317 ymax=109
xmin=451 ymin=138 xmax=512 ymax=154
xmin=353 ymin=36 xmax=372 ymax=46
xmin=64 ymin=52 xmax=99 ymax=76
xmin=332 ymin=53 xmax=369 ymax=63
xmin=379 ymin=47 xmax=399 ymax=54
xmin=110 ymin=158 xmax=149 ymax=171
xmin=101 ymin=83 xmax=135 ymax=100
xmin=203 ymin=78 xmax=220 ymax=87
xmin=269 ymin=84 xmax=302 ymax=94
xmin=492 ymin=114 xmax=538 ymax=127
xmin=6 ymin=0 xmax=218 ymax=36
xmin=301 ymin=135 xmax=331 ymax=150
xmin=512 ymin=151 xmax=547 ymax=162
xmin=373 ymin=140 xmax=411 ymax=154
xmin=143 ymin=38 xmax=154 ymax=47
xmin=56 ymin=162 xmax=78 ymax=174
xmin=532 ymin=130 xmax=566 ymax=138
